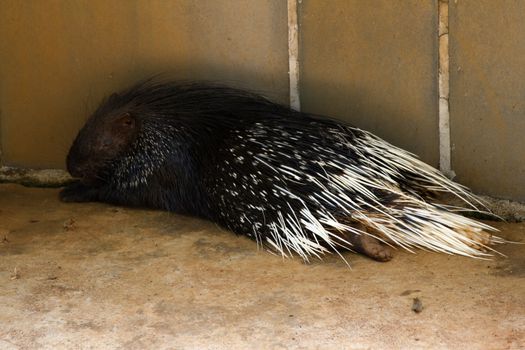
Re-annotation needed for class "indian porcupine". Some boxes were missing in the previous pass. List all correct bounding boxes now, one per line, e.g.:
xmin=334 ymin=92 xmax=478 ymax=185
xmin=60 ymin=79 xmax=503 ymax=263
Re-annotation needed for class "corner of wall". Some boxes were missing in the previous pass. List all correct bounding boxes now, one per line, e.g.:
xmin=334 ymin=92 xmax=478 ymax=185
xmin=0 ymin=109 xmax=72 ymax=188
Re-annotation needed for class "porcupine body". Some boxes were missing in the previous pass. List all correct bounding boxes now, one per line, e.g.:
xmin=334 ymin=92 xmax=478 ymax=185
xmin=60 ymin=80 xmax=502 ymax=263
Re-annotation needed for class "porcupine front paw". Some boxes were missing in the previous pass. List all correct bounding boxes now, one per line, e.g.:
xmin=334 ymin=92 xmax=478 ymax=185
xmin=59 ymin=181 xmax=97 ymax=202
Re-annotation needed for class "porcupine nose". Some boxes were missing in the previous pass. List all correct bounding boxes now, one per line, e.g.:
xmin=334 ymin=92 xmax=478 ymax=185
xmin=67 ymin=162 xmax=85 ymax=178
xmin=66 ymin=153 xmax=88 ymax=179
xmin=68 ymin=163 xmax=100 ymax=184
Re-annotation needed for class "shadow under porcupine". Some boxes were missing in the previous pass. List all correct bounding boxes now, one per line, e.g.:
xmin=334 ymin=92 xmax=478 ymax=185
xmin=60 ymin=79 xmax=504 ymax=263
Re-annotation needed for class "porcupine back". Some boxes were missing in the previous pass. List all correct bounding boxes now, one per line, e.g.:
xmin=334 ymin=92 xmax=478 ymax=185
xmin=68 ymin=80 xmax=502 ymax=262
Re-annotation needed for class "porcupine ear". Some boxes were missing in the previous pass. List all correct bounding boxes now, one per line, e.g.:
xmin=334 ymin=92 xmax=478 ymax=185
xmin=108 ymin=92 xmax=119 ymax=102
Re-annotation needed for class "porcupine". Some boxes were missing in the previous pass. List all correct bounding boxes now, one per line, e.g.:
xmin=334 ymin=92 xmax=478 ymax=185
xmin=60 ymin=79 xmax=503 ymax=263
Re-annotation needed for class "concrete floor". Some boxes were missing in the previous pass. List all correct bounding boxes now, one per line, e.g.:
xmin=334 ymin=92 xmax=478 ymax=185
xmin=0 ymin=184 xmax=524 ymax=349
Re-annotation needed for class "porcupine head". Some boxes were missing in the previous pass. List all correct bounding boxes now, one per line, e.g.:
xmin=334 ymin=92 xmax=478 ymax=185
xmin=61 ymin=85 xmax=209 ymax=217
xmin=66 ymin=94 xmax=138 ymax=186
xmin=59 ymin=89 xmax=164 ymax=209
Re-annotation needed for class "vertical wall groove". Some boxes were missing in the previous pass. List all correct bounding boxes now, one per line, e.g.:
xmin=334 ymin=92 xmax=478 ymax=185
xmin=438 ymin=0 xmax=453 ymax=177
xmin=287 ymin=0 xmax=300 ymax=111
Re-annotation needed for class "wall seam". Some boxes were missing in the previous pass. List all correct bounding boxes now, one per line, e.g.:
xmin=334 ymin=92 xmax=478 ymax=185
xmin=438 ymin=0 xmax=454 ymax=178
xmin=0 ymin=112 xmax=3 ymax=168
xmin=287 ymin=0 xmax=300 ymax=111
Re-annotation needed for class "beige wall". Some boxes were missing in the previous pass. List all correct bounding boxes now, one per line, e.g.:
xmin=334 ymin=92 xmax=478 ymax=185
xmin=449 ymin=1 xmax=525 ymax=201
xmin=0 ymin=1 xmax=524 ymax=201
xmin=0 ymin=0 xmax=289 ymax=169
xmin=299 ymin=0 xmax=439 ymax=166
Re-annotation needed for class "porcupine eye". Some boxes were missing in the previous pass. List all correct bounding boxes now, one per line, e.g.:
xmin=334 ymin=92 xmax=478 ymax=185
xmin=120 ymin=113 xmax=135 ymax=128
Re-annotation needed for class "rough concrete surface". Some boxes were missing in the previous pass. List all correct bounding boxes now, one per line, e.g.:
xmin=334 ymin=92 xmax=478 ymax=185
xmin=0 ymin=167 xmax=73 ymax=188
xmin=0 ymin=184 xmax=524 ymax=349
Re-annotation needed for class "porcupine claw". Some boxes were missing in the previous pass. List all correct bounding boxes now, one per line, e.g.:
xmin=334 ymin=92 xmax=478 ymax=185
xmin=59 ymin=181 xmax=99 ymax=203
xmin=344 ymin=223 xmax=394 ymax=262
